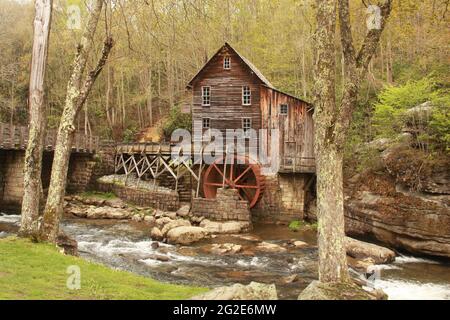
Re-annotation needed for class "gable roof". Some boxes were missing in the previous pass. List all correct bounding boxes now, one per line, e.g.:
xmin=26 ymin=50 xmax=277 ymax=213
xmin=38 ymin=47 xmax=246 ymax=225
xmin=187 ymin=42 xmax=274 ymax=88
xmin=186 ymin=43 xmax=311 ymax=106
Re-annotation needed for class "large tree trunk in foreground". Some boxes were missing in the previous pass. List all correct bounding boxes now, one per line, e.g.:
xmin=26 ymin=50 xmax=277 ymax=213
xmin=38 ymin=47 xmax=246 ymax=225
xmin=19 ymin=0 xmax=53 ymax=237
xmin=313 ymin=0 xmax=349 ymax=283
xmin=39 ymin=0 xmax=113 ymax=242
xmin=313 ymin=0 xmax=392 ymax=283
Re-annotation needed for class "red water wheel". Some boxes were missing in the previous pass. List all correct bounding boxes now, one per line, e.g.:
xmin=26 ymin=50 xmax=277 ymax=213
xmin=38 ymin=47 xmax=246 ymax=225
xmin=202 ymin=155 xmax=265 ymax=208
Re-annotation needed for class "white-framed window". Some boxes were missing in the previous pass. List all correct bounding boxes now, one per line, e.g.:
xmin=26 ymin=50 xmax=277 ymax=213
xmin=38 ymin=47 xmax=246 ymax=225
xmin=242 ymin=117 xmax=252 ymax=137
xmin=280 ymin=104 xmax=288 ymax=115
xmin=242 ymin=86 xmax=251 ymax=105
xmin=201 ymin=86 xmax=211 ymax=106
xmin=202 ymin=117 xmax=210 ymax=129
xmin=223 ymin=56 xmax=231 ymax=70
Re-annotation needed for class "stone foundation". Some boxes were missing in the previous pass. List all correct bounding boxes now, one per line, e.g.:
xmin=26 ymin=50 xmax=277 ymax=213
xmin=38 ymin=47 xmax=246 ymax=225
xmin=192 ymin=188 xmax=251 ymax=222
xmin=252 ymin=173 xmax=314 ymax=223
xmin=67 ymin=153 xmax=96 ymax=193
xmin=97 ymin=181 xmax=179 ymax=211
xmin=0 ymin=149 xmax=98 ymax=209
xmin=0 ymin=151 xmax=24 ymax=206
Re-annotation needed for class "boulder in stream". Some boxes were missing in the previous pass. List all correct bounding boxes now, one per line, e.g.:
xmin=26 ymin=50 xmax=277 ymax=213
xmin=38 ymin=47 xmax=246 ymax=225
xmin=166 ymin=226 xmax=209 ymax=245
xmin=199 ymin=219 xmax=251 ymax=234
xmin=177 ymin=205 xmax=190 ymax=217
xmin=150 ymin=227 xmax=163 ymax=241
xmin=161 ymin=219 xmax=191 ymax=236
xmin=209 ymin=243 xmax=242 ymax=255
xmin=191 ymin=282 xmax=278 ymax=300
xmin=346 ymin=237 xmax=396 ymax=264
xmin=255 ymin=241 xmax=287 ymax=253
xmin=298 ymin=280 xmax=386 ymax=300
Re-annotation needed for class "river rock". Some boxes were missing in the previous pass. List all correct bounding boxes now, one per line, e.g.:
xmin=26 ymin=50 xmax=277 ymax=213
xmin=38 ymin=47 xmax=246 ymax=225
xmin=190 ymin=215 xmax=205 ymax=224
xmin=104 ymin=198 xmax=126 ymax=209
xmin=177 ymin=205 xmax=190 ymax=217
xmin=161 ymin=219 xmax=191 ymax=236
xmin=150 ymin=227 xmax=163 ymax=241
xmin=191 ymin=282 xmax=278 ymax=300
xmin=347 ymin=256 xmax=376 ymax=272
xmin=210 ymin=243 xmax=242 ymax=255
xmin=346 ymin=237 xmax=395 ymax=264
xmin=166 ymin=226 xmax=209 ymax=245
xmin=56 ymin=233 xmax=78 ymax=256
xmin=154 ymin=209 xmax=164 ymax=218
xmin=199 ymin=219 xmax=251 ymax=234
xmin=106 ymin=208 xmax=132 ymax=219
xmin=67 ymin=205 xmax=87 ymax=218
xmin=163 ymin=211 xmax=177 ymax=220
xmin=286 ymin=239 xmax=309 ymax=249
xmin=255 ymin=241 xmax=287 ymax=253
xmin=298 ymin=280 xmax=385 ymax=300
xmin=282 ymin=274 xmax=300 ymax=284
xmin=144 ymin=215 xmax=156 ymax=224
xmin=148 ymin=254 xmax=169 ymax=262
xmin=86 ymin=207 xmax=108 ymax=219
xmin=131 ymin=214 xmax=143 ymax=222
xmin=155 ymin=217 xmax=173 ymax=228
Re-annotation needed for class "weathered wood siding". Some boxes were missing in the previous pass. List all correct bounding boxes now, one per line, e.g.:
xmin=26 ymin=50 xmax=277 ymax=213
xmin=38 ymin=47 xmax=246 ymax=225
xmin=190 ymin=46 xmax=262 ymax=141
xmin=260 ymin=87 xmax=314 ymax=172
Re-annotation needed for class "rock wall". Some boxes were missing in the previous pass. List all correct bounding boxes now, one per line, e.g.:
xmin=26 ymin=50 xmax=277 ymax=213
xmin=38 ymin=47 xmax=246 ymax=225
xmin=345 ymin=145 xmax=450 ymax=258
xmin=67 ymin=153 xmax=96 ymax=193
xmin=192 ymin=188 xmax=251 ymax=222
xmin=0 ymin=149 xmax=97 ymax=209
xmin=252 ymin=173 xmax=312 ymax=222
xmin=97 ymin=181 xmax=179 ymax=211
xmin=88 ymin=140 xmax=116 ymax=188
xmin=0 ymin=150 xmax=24 ymax=206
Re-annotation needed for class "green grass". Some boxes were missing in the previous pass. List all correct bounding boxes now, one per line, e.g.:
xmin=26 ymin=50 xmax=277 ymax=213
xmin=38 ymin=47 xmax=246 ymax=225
xmin=0 ymin=237 xmax=207 ymax=300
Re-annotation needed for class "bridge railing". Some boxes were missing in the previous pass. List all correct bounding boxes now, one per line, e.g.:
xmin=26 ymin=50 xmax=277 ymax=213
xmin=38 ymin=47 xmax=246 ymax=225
xmin=0 ymin=123 xmax=99 ymax=153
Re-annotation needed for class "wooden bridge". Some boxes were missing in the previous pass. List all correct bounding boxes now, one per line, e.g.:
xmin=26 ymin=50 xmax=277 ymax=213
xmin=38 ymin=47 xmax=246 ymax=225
xmin=0 ymin=123 xmax=99 ymax=153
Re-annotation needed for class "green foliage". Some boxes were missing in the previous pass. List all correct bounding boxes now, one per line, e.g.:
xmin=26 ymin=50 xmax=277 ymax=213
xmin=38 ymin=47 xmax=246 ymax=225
xmin=429 ymin=103 xmax=450 ymax=152
xmin=372 ymin=77 xmax=438 ymax=137
xmin=161 ymin=105 xmax=192 ymax=140
xmin=122 ymin=125 xmax=138 ymax=143
xmin=309 ymin=222 xmax=318 ymax=231
xmin=288 ymin=220 xmax=318 ymax=232
xmin=288 ymin=220 xmax=302 ymax=232
xmin=372 ymin=77 xmax=449 ymax=152
xmin=0 ymin=237 xmax=207 ymax=300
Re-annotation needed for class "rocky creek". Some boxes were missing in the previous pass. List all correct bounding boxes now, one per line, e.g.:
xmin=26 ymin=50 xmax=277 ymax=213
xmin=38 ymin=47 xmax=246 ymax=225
xmin=1 ymin=213 xmax=449 ymax=300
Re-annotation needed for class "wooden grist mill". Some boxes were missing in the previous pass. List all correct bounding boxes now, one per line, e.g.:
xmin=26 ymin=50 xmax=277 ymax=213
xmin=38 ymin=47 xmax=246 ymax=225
xmin=115 ymin=43 xmax=316 ymax=221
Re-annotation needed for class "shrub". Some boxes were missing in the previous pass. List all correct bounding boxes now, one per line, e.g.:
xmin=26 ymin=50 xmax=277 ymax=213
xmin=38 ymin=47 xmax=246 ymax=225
xmin=372 ymin=77 xmax=449 ymax=152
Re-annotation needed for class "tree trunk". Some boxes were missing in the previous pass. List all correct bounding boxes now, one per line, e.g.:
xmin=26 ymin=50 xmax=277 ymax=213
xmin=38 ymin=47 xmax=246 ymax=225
xmin=39 ymin=0 xmax=113 ymax=242
xmin=309 ymin=0 xmax=392 ymax=284
xmin=312 ymin=0 xmax=349 ymax=283
xmin=315 ymin=146 xmax=348 ymax=282
xmin=19 ymin=0 xmax=53 ymax=237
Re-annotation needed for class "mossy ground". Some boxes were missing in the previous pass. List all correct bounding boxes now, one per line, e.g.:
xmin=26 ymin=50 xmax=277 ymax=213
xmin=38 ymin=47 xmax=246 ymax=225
xmin=0 ymin=237 xmax=207 ymax=300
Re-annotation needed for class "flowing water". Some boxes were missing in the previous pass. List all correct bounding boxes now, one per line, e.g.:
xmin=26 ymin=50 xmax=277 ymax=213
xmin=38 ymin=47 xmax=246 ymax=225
xmin=1 ymin=213 xmax=449 ymax=300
